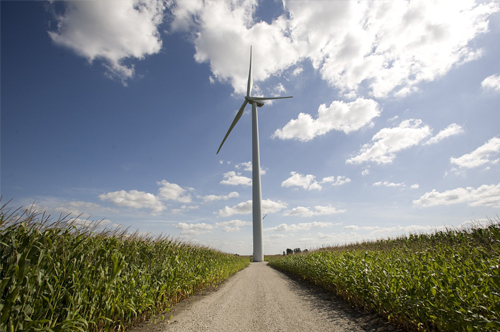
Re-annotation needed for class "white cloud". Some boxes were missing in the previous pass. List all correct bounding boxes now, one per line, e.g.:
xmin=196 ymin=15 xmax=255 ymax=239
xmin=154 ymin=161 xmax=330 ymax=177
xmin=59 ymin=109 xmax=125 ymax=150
xmin=171 ymin=205 xmax=199 ymax=214
xmin=175 ymin=222 xmax=214 ymax=235
xmin=347 ymin=119 xmax=432 ymax=165
xmin=234 ymin=161 xmax=266 ymax=175
xmin=281 ymin=172 xmax=322 ymax=191
xmin=282 ymin=172 xmax=351 ymax=190
xmin=66 ymin=217 xmax=120 ymax=229
xmin=411 ymin=184 xmax=420 ymax=189
xmin=413 ymin=182 xmax=500 ymax=208
xmin=171 ymin=1 xmax=498 ymax=98
xmin=373 ymin=181 xmax=405 ymax=188
xmin=170 ymin=0 xmax=299 ymax=95
xmin=287 ymin=0 xmax=497 ymax=98
xmin=215 ymin=219 xmax=251 ymax=232
xmin=218 ymin=199 xmax=287 ymax=217
xmin=265 ymin=221 xmax=336 ymax=232
xmin=292 ymin=66 xmax=303 ymax=76
xmin=99 ymin=190 xmax=165 ymax=214
xmin=157 ymin=180 xmax=192 ymax=203
xmin=26 ymin=199 xmax=118 ymax=222
xmin=481 ymin=74 xmax=500 ymax=92
xmin=425 ymin=123 xmax=464 ymax=145
xmin=98 ymin=180 xmax=193 ymax=215
xmin=273 ymin=98 xmax=380 ymax=141
xmin=202 ymin=192 xmax=239 ymax=202
xmin=274 ymin=83 xmax=287 ymax=94
xmin=450 ymin=136 xmax=500 ymax=169
xmin=283 ymin=205 xmax=346 ymax=217
xmin=220 ymin=171 xmax=252 ymax=187
xmin=235 ymin=161 xmax=252 ymax=171
xmin=48 ymin=0 xmax=166 ymax=84
xmin=321 ymin=176 xmax=351 ymax=186
xmin=55 ymin=200 xmax=118 ymax=216
xmin=344 ymin=225 xmax=379 ymax=231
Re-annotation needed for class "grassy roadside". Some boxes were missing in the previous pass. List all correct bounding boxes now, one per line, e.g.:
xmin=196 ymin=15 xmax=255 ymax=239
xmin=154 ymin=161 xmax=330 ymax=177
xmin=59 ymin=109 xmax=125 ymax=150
xmin=0 ymin=204 xmax=249 ymax=331
xmin=269 ymin=222 xmax=500 ymax=331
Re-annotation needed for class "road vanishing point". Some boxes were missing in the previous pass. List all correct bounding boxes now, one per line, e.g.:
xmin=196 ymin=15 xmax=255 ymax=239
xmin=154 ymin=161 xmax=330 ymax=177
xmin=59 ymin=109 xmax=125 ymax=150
xmin=131 ymin=262 xmax=402 ymax=332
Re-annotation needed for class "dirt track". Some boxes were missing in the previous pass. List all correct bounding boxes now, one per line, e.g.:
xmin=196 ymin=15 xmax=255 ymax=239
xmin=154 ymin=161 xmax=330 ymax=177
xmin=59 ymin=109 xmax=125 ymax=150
xmin=130 ymin=262 xmax=402 ymax=332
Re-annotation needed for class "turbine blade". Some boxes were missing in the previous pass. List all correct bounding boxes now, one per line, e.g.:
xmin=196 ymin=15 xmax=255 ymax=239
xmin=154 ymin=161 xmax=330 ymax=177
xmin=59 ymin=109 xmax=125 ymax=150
xmin=247 ymin=46 xmax=253 ymax=97
xmin=217 ymin=99 xmax=248 ymax=154
xmin=247 ymin=96 xmax=293 ymax=101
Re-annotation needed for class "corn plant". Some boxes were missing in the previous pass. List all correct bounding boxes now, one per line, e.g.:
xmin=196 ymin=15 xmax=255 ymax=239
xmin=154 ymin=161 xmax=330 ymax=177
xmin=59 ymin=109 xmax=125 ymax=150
xmin=0 ymin=203 xmax=249 ymax=331
xmin=269 ymin=222 xmax=500 ymax=331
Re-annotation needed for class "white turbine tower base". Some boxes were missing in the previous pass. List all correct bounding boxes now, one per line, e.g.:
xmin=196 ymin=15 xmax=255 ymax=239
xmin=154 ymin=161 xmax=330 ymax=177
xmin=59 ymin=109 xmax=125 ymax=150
xmin=216 ymin=46 xmax=292 ymax=262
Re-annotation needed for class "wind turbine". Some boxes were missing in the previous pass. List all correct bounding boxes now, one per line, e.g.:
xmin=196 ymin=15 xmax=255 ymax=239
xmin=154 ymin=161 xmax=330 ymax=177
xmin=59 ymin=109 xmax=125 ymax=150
xmin=216 ymin=46 xmax=292 ymax=262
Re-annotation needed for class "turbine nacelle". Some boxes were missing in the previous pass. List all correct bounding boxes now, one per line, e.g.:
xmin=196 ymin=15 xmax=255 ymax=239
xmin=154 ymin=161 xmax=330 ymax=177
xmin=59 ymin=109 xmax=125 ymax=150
xmin=249 ymin=98 xmax=265 ymax=108
xmin=246 ymin=96 xmax=293 ymax=108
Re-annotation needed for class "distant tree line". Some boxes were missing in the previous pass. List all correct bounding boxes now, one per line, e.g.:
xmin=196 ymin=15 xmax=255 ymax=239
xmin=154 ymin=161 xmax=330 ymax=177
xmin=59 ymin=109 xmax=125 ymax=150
xmin=283 ymin=248 xmax=308 ymax=255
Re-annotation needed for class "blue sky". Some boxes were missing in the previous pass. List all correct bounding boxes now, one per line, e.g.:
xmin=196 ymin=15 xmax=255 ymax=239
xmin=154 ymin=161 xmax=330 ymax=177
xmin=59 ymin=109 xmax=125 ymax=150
xmin=2 ymin=0 xmax=500 ymax=255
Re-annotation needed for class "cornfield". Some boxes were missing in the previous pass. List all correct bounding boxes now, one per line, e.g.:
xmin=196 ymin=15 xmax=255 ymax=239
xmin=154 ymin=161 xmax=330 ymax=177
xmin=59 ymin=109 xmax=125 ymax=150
xmin=269 ymin=222 xmax=500 ymax=331
xmin=0 ymin=203 xmax=249 ymax=331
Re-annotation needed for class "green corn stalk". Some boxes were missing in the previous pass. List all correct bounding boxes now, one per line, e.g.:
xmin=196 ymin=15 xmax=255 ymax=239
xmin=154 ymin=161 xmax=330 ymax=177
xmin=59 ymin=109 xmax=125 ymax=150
xmin=0 ymin=203 xmax=249 ymax=332
xmin=269 ymin=221 xmax=500 ymax=332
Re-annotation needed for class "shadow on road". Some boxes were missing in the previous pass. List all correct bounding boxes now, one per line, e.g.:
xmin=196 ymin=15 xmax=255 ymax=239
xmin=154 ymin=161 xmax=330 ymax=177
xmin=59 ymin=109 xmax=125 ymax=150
xmin=270 ymin=266 xmax=406 ymax=332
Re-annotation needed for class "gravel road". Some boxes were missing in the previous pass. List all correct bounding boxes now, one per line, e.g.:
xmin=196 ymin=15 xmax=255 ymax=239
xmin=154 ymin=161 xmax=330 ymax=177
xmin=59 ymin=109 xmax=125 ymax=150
xmin=130 ymin=262 xmax=402 ymax=332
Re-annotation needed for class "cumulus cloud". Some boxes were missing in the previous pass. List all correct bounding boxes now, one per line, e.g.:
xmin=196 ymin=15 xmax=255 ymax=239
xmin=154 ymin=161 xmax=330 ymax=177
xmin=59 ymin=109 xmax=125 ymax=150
xmin=265 ymin=221 xmax=336 ymax=232
xmin=281 ymin=172 xmax=322 ymax=191
xmin=202 ymin=192 xmax=239 ymax=202
xmin=220 ymin=171 xmax=252 ymax=187
xmin=413 ymin=182 xmax=500 ymax=208
xmin=54 ymin=200 xmax=118 ymax=216
xmin=170 ymin=0 xmax=299 ymax=95
xmin=321 ymin=176 xmax=351 ymax=186
xmin=450 ymin=136 xmax=500 ymax=169
xmin=481 ymin=74 xmax=500 ymax=92
xmin=99 ymin=190 xmax=165 ymax=214
xmin=273 ymin=98 xmax=380 ymax=141
xmin=215 ymin=219 xmax=251 ymax=232
xmin=344 ymin=225 xmax=379 ymax=231
xmin=287 ymin=0 xmax=496 ymax=98
xmin=373 ymin=181 xmax=405 ymax=188
xmin=170 ymin=0 xmax=497 ymax=98
xmin=425 ymin=123 xmax=464 ymax=145
xmin=234 ymin=161 xmax=266 ymax=174
xmin=98 ymin=180 xmax=193 ymax=215
xmin=347 ymin=119 xmax=432 ymax=165
xmin=66 ymin=217 xmax=120 ymax=229
xmin=157 ymin=180 xmax=192 ymax=203
xmin=175 ymin=222 xmax=214 ymax=235
xmin=283 ymin=205 xmax=346 ymax=217
xmin=282 ymin=172 xmax=351 ymax=190
xmin=48 ymin=0 xmax=166 ymax=84
xmin=218 ymin=199 xmax=287 ymax=217
xmin=26 ymin=199 xmax=118 ymax=223
xmin=171 ymin=205 xmax=199 ymax=214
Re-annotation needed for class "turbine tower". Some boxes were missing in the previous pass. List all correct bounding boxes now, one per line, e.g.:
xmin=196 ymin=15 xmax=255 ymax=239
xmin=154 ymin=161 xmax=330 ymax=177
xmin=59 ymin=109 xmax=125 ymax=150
xmin=216 ymin=46 xmax=292 ymax=262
